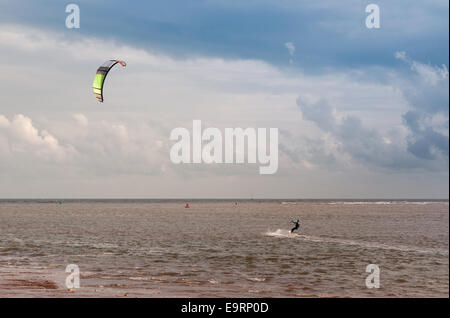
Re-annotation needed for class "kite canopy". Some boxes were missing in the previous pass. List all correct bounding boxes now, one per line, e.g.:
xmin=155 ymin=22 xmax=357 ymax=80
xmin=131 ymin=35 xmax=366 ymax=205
xmin=92 ymin=60 xmax=127 ymax=102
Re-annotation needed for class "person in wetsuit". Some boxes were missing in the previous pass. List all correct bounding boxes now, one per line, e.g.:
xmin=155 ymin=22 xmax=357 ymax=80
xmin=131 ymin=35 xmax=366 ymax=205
xmin=291 ymin=220 xmax=300 ymax=233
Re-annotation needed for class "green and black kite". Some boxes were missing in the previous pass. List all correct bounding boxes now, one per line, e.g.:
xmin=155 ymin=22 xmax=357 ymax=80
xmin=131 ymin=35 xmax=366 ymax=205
xmin=92 ymin=59 xmax=126 ymax=102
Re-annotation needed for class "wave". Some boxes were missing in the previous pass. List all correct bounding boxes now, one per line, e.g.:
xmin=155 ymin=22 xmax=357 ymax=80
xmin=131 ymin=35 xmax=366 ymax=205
xmin=128 ymin=276 xmax=151 ymax=281
xmin=326 ymin=201 xmax=444 ymax=205
xmin=265 ymin=229 xmax=448 ymax=256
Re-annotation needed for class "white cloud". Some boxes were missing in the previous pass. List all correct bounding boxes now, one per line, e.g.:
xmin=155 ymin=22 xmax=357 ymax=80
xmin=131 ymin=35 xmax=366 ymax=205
xmin=73 ymin=113 xmax=88 ymax=126
xmin=394 ymin=51 xmax=407 ymax=61
xmin=0 ymin=114 xmax=9 ymax=128
xmin=285 ymin=42 xmax=295 ymax=64
xmin=395 ymin=50 xmax=449 ymax=85
xmin=0 ymin=25 xmax=447 ymax=198
xmin=285 ymin=42 xmax=295 ymax=56
xmin=0 ymin=114 xmax=74 ymax=162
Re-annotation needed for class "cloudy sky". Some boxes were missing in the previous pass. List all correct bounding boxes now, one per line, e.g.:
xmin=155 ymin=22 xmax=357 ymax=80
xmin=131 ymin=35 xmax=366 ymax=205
xmin=0 ymin=0 xmax=448 ymax=198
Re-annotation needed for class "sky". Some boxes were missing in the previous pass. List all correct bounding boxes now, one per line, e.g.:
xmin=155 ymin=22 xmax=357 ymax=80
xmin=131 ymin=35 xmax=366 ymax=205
xmin=0 ymin=0 xmax=448 ymax=198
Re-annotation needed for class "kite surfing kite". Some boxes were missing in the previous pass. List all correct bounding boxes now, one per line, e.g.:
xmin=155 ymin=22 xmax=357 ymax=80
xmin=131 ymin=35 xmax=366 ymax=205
xmin=92 ymin=59 xmax=126 ymax=102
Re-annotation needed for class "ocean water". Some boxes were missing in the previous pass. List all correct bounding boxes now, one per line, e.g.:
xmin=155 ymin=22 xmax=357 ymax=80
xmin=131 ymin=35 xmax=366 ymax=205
xmin=0 ymin=200 xmax=448 ymax=297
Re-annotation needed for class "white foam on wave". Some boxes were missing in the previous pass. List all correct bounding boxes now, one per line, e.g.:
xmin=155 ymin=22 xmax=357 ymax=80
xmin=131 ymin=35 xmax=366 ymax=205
xmin=248 ymin=277 xmax=266 ymax=282
xmin=265 ymin=229 xmax=448 ymax=256
xmin=129 ymin=276 xmax=151 ymax=281
xmin=327 ymin=201 xmax=443 ymax=205
xmin=266 ymin=229 xmax=300 ymax=238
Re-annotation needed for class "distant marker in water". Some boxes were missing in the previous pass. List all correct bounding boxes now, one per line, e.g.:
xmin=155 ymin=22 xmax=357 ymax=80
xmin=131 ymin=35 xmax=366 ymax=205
xmin=185 ymin=203 xmax=190 ymax=208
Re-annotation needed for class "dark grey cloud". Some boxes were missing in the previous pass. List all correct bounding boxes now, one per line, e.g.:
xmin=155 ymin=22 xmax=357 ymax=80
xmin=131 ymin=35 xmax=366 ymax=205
xmin=296 ymin=96 xmax=447 ymax=171
xmin=292 ymin=52 xmax=449 ymax=171
xmin=403 ymin=111 xmax=449 ymax=160
xmin=0 ymin=0 xmax=447 ymax=72
xmin=278 ymin=130 xmax=336 ymax=169
xmin=296 ymin=97 xmax=336 ymax=131
xmin=396 ymin=52 xmax=449 ymax=161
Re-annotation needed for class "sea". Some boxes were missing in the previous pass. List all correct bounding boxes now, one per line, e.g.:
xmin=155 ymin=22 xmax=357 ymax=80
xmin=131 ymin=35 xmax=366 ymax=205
xmin=0 ymin=199 xmax=448 ymax=297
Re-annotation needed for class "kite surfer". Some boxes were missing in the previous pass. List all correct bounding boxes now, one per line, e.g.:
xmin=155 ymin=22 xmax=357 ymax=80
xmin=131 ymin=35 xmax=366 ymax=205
xmin=290 ymin=219 xmax=300 ymax=233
